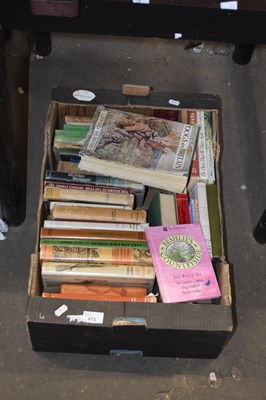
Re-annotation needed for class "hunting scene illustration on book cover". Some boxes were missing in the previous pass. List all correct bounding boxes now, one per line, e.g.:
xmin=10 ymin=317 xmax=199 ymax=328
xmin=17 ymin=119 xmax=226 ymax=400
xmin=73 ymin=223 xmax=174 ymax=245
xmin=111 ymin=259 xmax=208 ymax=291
xmin=81 ymin=106 xmax=199 ymax=177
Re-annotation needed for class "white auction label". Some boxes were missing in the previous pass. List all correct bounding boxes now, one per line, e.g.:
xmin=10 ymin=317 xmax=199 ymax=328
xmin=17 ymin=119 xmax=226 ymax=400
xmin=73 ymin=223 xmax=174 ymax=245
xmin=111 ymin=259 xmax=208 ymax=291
xmin=54 ymin=304 xmax=68 ymax=317
xmin=72 ymin=89 xmax=96 ymax=102
xmin=169 ymin=99 xmax=181 ymax=106
xmin=67 ymin=311 xmax=104 ymax=324
xmin=83 ymin=311 xmax=104 ymax=324
xmin=220 ymin=1 xmax=238 ymax=10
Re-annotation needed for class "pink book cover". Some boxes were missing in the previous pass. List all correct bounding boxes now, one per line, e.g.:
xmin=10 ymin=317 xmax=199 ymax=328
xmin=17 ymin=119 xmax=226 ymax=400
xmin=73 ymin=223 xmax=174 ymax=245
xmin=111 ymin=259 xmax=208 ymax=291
xmin=145 ymin=224 xmax=221 ymax=303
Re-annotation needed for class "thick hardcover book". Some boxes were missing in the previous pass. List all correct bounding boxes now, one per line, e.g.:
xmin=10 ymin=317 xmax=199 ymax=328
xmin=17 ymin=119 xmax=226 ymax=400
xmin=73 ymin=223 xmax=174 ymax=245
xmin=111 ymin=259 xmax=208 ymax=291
xmin=57 ymin=161 xmax=84 ymax=173
xmin=44 ymin=180 xmax=131 ymax=195
xmin=60 ymin=283 xmax=148 ymax=296
xmin=206 ymin=184 xmax=222 ymax=258
xmin=40 ymin=227 xmax=147 ymax=242
xmin=189 ymin=181 xmax=212 ymax=257
xmin=43 ymin=220 xmax=149 ymax=231
xmin=148 ymin=192 xmax=178 ymax=226
xmin=51 ymin=205 xmax=147 ymax=224
xmin=43 ymin=185 xmax=134 ymax=207
xmin=145 ymin=224 xmax=221 ymax=303
xmin=45 ymin=170 xmax=145 ymax=207
xmin=41 ymin=262 xmax=155 ymax=292
xmin=40 ymin=245 xmax=152 ymax=265
xmin=49 ymin=201 xmax=132 ymax=211
xmin=42 ymin=292 xmax=157 ymax=303
xmin=188 ymin=110 xmax=199 ymax=179
xmin=197 ymin=110 xmax=208 ymax=181
xmin=176 ymin=193 xmax=190 ymax=224
xmin=204 ymin=111 xmax=215 ymax=184
xmin=79 ymin=106 xmax=199 ymax=193
xmin=40 ymin=238 xmax=148 ymax=249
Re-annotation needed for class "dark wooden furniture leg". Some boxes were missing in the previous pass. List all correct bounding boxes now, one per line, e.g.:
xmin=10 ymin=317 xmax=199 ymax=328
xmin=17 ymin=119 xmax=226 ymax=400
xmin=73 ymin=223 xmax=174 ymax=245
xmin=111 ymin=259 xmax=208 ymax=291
xmin=0 ymin=29 xmax=25 ymax=226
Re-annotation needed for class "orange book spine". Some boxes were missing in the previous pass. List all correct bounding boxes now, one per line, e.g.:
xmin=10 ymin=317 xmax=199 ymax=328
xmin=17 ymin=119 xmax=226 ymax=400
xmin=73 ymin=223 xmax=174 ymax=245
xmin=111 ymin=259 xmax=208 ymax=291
xmin=40 ymin=227 xmax=147 ymax=241
xmin=60 ymin=283 xmax=148 ymax=297
xmin=42 ymin=292 xmax=157 ymax=302
xmin=39 ymin=245 xmax=152 ymax=265
xmin=51 ymin=205 xmax=147 ymax=223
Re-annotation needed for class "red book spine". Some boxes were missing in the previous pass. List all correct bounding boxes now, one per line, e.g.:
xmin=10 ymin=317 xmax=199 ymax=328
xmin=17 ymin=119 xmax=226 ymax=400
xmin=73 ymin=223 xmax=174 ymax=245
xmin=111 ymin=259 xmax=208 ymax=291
xmin=176 ymin=194 xmax=191 ymax=224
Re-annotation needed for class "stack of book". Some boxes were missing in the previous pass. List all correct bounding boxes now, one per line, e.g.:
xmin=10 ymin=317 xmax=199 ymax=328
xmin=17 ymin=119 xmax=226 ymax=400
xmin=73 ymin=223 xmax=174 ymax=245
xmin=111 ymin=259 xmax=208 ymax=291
xmin=52 ymin=116 xmax=92 ymax=162
xmin=38 ymin=106 xmax=222 ymax=304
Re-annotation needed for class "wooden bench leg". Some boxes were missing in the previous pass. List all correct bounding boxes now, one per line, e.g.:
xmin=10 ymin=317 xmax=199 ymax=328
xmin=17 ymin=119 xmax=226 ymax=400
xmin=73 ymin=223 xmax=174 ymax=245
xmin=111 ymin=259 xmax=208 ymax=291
xmin=0 ymin=29 xmax=25 ymax=226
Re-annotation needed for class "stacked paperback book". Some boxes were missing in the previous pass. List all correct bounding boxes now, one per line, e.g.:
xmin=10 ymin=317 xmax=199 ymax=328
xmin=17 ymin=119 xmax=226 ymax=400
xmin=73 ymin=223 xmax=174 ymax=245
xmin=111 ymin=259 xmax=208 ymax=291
xmin=38 ymin=104 xmax=222 ymax=304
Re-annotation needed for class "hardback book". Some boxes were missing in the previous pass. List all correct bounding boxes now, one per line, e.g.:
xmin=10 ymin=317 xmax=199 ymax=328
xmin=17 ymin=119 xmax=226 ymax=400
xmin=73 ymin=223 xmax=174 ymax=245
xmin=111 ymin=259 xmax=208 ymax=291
xmin=64 ymin=115 xmax=93 ymax=125
xmin=188 ymin=181 xmax=213 ymax=257
xmin=175 ymin=193 xmax=190 ymax=224
xmin=43 ymin=219 xmax=149 ymax=231
xmin=44 ymin=180 xmax=131 ymax=195
xmin=152 ymin=108 xmax=180 ymax=121
xmin=187 ymin=110 xmax=216 ymax=190
xmin=60 ymin=283 xmax=148 ymax=297
xmin=148 ymin=192 xmax=178 ymax=226
xmin=187 ymin=110 xmax=199 ymax=179
xmin=204 ymin=111 xmax=215 ymax=184
xmin=144 ymin=224 xmax=221 ymax=303
xmin=50 ymin=204 xmax=147 ymax=224
xmin=49 ymin=201 xmax=133 ymax=211
xmin=78 ymin=106 xmax=200 ymax=193
xmin=42 ymin=292 xmax=157 ymax=303
xmin=40 ymin=238 xmax=148 ymax=249
xmin=45 ymin=170 xmax=145 ymax=207
xmin=43 ymin=183 xmax=135 ymax=207
xmin=40 ymin=227 xmax=147 ymax=242
xmin=41 ymin=262 xmax=155 ymax=292
xmin=57 ymin=161 xmax=85 ymax=173
xmin=40 ymin=245 xmax=152 ymax=265
xmin=206 ymin=184 xmax=223 ymax=258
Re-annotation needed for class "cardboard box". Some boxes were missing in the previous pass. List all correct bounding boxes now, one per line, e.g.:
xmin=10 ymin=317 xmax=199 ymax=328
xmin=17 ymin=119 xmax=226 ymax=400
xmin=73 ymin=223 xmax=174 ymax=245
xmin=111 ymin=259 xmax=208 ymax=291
xmin=26 ymin=87 xmax=234 ymax=358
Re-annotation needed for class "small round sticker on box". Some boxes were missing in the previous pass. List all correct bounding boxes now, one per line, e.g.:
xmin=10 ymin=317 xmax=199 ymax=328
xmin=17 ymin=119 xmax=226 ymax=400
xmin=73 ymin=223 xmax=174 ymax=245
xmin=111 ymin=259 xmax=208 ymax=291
xmin=73 ymin=90 xmax=96 ymax=102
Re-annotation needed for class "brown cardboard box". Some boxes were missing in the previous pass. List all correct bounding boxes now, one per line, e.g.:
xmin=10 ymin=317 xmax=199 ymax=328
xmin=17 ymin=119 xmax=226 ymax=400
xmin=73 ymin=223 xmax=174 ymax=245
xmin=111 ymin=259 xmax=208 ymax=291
xmin=26 ymin=87 xmax=234 ymax=357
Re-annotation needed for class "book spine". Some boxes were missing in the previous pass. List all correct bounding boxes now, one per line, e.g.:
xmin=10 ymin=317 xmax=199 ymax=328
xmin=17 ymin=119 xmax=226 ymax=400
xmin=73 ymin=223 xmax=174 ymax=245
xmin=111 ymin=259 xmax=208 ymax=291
xmin=44 ymin=180 xmax=131 ymax=195
xmin=206 ymin=184 xmax=222 ymax=258
xmin=53 ymin=142 xmax=84 ymax=150
xmin=189 ymin=198 xmax=196 ymax=223
xmin=43 ymin=220 xmax=149 ymax=231
xmin=204 ymin=111 xmax=216 ymax=184
xmin=45 ymin=170 xmax=144 ymax=191
xmin=60 ymin=283 xmax=148 ymax=296
xmin=51 ymin=205 xmax=147 ymax=224
xmin=57 ymin=161 xmax=83 ymax=173
xmin=194 ymin=198 xmax=200 ymax=224
xmin=175 ymin=194 xmax=190 ymax=224
xmin=40 ymin=238 xmax=148 ymax=249
xmin=43 ymin=186 xmax=134 ymax=207
xmin=197 ymin=111 xmax=208 ymax=180
xmin=49 ymin=201 xmax=132 ymax=211
xmin=40 ymin=227 xmax=147 ymax=241
xmin=40 ymin=245 xmax=152 ymax=265
xmin=196 ymin=182 xmax=213 ymax=257
xmin=65 ymin=115 xmax=93 ymax=124
xmin=188 ymin=110 xmax=199 ymax=178
xmin=42 ymin=292 xmax=157 ymax=302
xmin=41 ymin=263 xmax=155 ymax=293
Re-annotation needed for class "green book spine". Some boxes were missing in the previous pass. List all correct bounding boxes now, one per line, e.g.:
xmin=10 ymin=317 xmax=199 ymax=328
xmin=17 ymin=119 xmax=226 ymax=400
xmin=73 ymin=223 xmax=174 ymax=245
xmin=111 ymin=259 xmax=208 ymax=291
xmin=40 ymin=238 xmax=148 ymax=249
xmin=206 ymin=184 xmax=222 ymax=258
